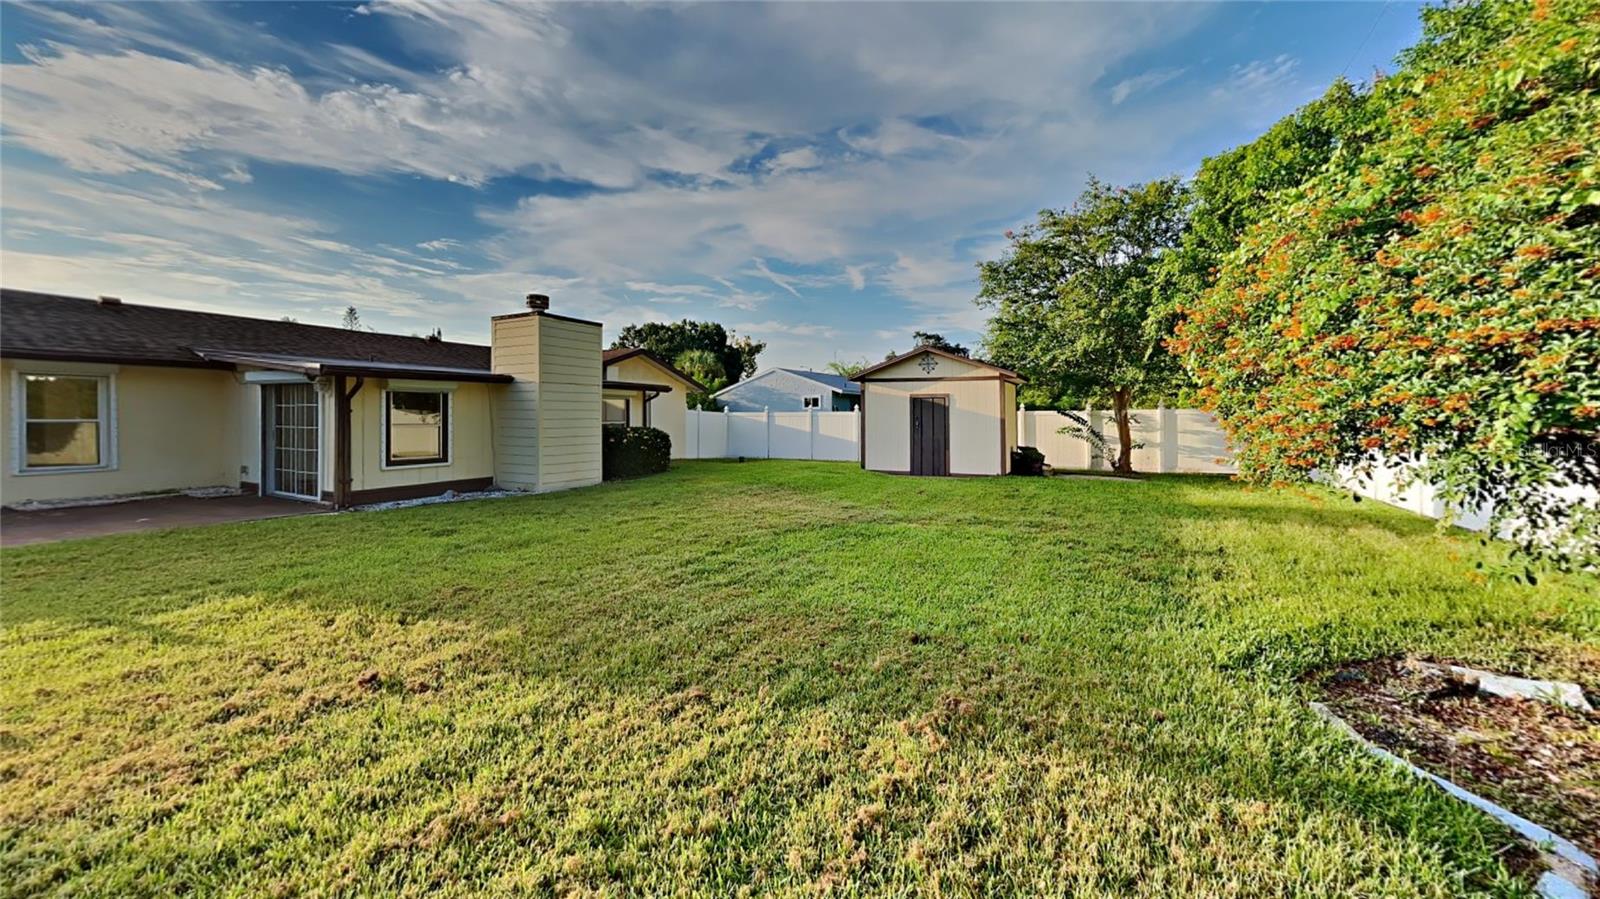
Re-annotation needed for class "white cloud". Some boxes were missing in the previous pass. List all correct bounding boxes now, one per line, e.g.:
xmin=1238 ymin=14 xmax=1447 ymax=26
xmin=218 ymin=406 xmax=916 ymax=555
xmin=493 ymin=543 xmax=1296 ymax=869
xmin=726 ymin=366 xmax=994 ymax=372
xmin=1221 ymin=55 xmax=1300 ymax=97
xmin=765 ymin=146 xmax=822 ymax=175
xmin=1109 ymin=67 xmax=1187 ymax=105
xmin=624 ymin=280 xmax=714 ymax=297
xmin=747 ymin=258 xmax=803 ymax=298
xmin=731 ymin=320 xmax=838 ymax=339
xmin=841 ymin=119 xmax=954 ymax=157
xmin=220 ymin=162 xmax=253 ymax=184
xmin=844 ymin=265 xmax=867 ymax=291
xmin=885 ymin=253 xmax=976 ymax=293
xmin=0 ymin=0 xmax=1349 ymax=366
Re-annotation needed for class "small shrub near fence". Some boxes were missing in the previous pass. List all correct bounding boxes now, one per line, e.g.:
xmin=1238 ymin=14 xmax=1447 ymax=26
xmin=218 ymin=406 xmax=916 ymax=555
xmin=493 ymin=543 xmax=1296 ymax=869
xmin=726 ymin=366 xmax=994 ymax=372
xmin=603 ymin=426 xmax=671 ymax=480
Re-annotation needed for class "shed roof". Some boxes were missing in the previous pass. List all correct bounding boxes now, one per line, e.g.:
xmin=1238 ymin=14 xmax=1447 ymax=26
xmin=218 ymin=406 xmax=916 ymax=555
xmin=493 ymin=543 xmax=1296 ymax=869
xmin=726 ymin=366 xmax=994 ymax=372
xmin=850 ymin=345 xmax=1023 ymax=383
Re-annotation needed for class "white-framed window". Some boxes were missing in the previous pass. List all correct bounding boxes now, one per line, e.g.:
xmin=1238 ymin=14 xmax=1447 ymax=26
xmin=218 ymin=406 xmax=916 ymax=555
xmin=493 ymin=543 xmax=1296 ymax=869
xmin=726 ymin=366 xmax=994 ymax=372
xmin=602 ymin=397 xmax=630 ymax=426
xmin=16 ymin=372 xmax=115 ymax=473
xmin=383 ymin=389 xmax=450 ymax=467
xmin=802 ymin=395 xmax=822 ymax=409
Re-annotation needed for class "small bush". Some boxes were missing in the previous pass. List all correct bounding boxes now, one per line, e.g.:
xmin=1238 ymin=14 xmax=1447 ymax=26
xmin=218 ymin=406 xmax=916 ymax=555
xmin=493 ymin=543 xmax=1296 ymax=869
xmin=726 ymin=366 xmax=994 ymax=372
xmin=602 ymin=426 xmax=671 ymax=480
xmin=1010 ymin=446 xmax=1046 ymax=476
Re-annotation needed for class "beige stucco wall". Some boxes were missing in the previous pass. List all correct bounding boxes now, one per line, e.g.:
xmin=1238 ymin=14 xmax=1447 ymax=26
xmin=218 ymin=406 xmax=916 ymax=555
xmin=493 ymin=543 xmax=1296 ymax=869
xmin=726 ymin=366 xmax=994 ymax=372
xmin=1 ymin=359 xmax=242 ymax=504
xmin=861 ymin=354 xmax=1010 ymax=476
xmin=605 ymin=355 xmax=691 ymax=459
xmin=348 ymin=380 xmax=496 ymax=494
xmin=237 ymin=381 xmax=262 ymax=487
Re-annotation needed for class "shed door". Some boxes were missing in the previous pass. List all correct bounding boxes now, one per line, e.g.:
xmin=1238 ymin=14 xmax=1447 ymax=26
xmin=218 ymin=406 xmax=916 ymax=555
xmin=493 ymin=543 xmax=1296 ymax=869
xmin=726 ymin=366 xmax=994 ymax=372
xmin=910 ymin=396 xmax=949 ymax=476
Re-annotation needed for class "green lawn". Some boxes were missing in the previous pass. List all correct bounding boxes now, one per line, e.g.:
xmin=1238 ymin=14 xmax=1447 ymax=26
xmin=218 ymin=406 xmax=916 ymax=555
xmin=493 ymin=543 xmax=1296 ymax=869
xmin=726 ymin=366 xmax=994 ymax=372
xmin=3 ymin=462 xmax=1596 ymax=897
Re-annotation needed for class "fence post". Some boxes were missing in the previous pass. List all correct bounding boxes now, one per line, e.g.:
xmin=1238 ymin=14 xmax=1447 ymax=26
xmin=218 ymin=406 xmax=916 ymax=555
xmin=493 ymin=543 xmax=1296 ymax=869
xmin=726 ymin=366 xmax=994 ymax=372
xmin=809 ymin=408 xmax=817 ymax=460
xmin=723 ymin=406 xmax=730 ymax=459
xmin=765 ymin=407 xmax=772 ymax=459
xmin=1159 ymin=405 xmax=1178 ymax=473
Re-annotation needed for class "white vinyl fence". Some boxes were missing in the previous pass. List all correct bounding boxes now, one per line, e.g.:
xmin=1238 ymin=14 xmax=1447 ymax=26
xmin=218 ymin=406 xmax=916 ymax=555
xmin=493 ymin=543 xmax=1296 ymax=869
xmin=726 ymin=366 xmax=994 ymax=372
xmin=1020 ymin=408 xmax=1235 ymax=474
xmin=1329 ymin=456 xmax=1599 ymax=539
xmin=684 ymin=406 xmax=1237 ymax=473
xmin=684 ymin=409 xmax=859 ymax=461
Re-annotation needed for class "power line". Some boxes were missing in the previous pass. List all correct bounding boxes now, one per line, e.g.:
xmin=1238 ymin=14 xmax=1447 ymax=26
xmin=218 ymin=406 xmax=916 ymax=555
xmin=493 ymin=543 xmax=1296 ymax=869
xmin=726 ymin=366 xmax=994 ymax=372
xmin=1340 ymin=0 xmax=1397 ymax=82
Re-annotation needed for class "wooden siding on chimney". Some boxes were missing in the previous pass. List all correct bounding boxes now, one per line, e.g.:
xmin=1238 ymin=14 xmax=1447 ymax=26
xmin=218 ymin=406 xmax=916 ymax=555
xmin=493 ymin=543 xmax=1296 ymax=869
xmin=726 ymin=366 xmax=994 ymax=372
xmin=535 ymin=316 xmax=602 ymax=491
xmin=491 ymin=315 xmax=542 ymax=490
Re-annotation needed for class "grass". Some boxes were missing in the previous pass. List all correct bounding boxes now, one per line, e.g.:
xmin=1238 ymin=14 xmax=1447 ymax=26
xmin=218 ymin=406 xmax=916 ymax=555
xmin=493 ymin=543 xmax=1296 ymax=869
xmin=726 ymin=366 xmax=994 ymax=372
xmin=2 ymin=461 xmax=1596 ymax=897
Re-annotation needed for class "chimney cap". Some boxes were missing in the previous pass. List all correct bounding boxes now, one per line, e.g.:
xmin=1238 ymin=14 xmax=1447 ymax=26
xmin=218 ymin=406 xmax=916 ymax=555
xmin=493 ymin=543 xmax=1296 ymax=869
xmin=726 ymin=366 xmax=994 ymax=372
xmin=98 ymin=295 xmax=123 ymax=306
xmin=525 ymin=293 xmax=550 ymax=311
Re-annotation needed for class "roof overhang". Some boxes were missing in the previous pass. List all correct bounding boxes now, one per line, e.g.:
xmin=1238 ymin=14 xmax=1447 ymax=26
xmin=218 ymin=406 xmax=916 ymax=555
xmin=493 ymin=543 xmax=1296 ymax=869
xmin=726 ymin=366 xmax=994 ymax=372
xmin=604 ymin=379 xmax=674 ymax=393
xmin=0 ymin=348 xmax=232 ymax=370
xmin=192 ymin=349 xmax=513 ymax=383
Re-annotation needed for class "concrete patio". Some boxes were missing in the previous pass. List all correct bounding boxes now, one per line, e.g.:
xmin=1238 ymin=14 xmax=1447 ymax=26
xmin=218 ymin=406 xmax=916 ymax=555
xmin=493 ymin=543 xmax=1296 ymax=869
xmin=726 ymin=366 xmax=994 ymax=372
xmin=1 ymin=494 xmax=322 ymax=547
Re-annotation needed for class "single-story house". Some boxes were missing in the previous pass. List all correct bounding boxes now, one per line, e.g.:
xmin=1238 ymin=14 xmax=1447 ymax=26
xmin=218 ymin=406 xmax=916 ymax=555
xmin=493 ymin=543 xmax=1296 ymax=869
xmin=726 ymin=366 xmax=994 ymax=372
xmin=712 ymin=368 xmax=861 ymax=412
xmin=852 ymin=346 xmax=1022 ymax=476
xmin=601 ymin=347 xmax=706 ymax=456
xmin=0 ymin=289 xmax=694 ymax=507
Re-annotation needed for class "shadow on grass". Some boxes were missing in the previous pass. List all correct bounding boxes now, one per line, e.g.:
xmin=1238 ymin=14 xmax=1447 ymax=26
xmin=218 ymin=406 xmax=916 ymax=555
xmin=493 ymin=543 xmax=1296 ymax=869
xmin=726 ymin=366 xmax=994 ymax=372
xmin=2 ymin=463 xmax=1591 ymax=894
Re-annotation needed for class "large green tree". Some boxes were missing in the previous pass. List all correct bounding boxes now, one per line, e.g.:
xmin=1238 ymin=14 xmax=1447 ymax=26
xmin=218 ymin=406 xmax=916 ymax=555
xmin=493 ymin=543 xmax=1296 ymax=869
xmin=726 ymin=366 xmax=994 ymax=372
xmin=910 ymin=331 xmax=969 ymax=357
xmin=672 ymin=349 xmax=727 ymax=410
xmin=1156 ymin=79 xmax=1375 ymax=317
xmin=1172 ymin=0 xmax=1600 ymax=570
xmin=979 ymin=177 xmax=1189 ymax=473
xmin=611 ymin=320 xmax=765 ymax=390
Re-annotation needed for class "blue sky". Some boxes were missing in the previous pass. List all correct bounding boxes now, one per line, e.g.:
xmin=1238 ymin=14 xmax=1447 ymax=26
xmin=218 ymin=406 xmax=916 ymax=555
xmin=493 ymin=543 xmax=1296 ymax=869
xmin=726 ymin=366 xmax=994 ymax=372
xmin=1 ymin=1 xmax=1421 ymax=369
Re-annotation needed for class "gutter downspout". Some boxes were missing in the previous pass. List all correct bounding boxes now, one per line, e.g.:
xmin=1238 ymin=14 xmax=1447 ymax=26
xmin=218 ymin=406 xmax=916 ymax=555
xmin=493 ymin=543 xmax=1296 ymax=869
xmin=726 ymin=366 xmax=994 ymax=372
xmin=643 ymin=389 xmax=661 ymax=428
xmin=334 ymin=376 xmax=364 ymax=509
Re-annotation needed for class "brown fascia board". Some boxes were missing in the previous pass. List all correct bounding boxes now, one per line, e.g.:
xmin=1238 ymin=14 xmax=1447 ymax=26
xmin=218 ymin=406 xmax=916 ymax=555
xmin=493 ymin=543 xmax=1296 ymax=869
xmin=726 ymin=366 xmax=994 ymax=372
xmin=0 ymin=348 xmax=234 ymax=370
xmin=490 ymin=310 xmax=605 ymax=327
xmin=603 ymin=379 xmax=675 ymax=393
xmin=850 ymin=345 xmax=1024 ymax=383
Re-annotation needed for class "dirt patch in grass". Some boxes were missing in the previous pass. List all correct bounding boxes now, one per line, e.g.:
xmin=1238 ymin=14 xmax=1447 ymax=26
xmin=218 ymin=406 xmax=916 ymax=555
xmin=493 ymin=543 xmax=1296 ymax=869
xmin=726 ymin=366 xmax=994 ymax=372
xmin=1317 ymin=657 xmax=1600 ymax=857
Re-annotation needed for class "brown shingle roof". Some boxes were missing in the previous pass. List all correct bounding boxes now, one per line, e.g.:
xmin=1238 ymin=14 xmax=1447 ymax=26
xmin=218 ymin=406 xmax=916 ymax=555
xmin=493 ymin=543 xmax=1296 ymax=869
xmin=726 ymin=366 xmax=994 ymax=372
xmin=1 ymin=289 xmax=492 ymax=371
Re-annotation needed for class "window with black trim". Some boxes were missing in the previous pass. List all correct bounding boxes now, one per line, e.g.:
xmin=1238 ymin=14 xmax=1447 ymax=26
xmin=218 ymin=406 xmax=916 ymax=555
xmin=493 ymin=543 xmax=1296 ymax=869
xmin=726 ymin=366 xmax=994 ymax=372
xmin=21 ymin=374 xmax=111 ymax=470
xmin=386 ymin=390 xmax=448 ymax=466
xmin=602 ymin=397 xmax=630 ymax=426
xmin=802 ymin=396 xmax=822 ymax=409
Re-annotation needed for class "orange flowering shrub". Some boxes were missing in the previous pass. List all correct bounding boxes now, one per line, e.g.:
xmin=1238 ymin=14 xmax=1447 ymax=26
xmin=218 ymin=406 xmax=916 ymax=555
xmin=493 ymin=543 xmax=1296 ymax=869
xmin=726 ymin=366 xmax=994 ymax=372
xmin=1174 ymin=0 xmax=1599 ymax=569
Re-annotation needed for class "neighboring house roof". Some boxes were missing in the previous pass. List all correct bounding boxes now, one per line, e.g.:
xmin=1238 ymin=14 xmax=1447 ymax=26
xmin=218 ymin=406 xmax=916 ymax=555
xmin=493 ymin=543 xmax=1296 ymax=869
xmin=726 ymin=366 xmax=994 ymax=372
xmin=0 ymin=289 xmax=506 ymax=381
xmin=711 ymin=367 xmax=861 ymax=398
xmin=601 ymin=347 xmax=708 ymax=392
xmin=850 ymin=345 xmax=1023 ymax=383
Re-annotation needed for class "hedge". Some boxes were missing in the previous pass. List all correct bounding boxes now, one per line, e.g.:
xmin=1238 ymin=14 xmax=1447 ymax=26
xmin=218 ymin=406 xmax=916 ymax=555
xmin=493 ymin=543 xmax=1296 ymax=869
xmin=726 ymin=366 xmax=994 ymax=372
xmin=1171 ymin=0 xmax=1599 ymax=571
xmin=602 ymin=426 xmax=671 ymax=480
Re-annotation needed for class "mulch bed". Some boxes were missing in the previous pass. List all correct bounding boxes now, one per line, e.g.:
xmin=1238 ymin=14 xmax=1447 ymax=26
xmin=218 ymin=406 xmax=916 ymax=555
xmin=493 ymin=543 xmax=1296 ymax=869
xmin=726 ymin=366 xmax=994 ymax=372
xmin=1317 ymin=657 xmax=1600 ymax=858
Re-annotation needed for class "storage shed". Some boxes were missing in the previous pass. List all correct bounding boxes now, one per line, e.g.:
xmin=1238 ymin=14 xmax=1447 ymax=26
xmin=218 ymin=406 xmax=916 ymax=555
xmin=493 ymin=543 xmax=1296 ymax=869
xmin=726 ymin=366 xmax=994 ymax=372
xmin=851 ymin=346 xmax=1023 ymax=476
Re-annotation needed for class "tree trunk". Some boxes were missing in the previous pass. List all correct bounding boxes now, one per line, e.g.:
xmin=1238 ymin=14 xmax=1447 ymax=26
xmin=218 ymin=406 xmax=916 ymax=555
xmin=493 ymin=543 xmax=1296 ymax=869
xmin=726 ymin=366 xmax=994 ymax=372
xmin=1111 ymin=388 xmax=1134 ymax=474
